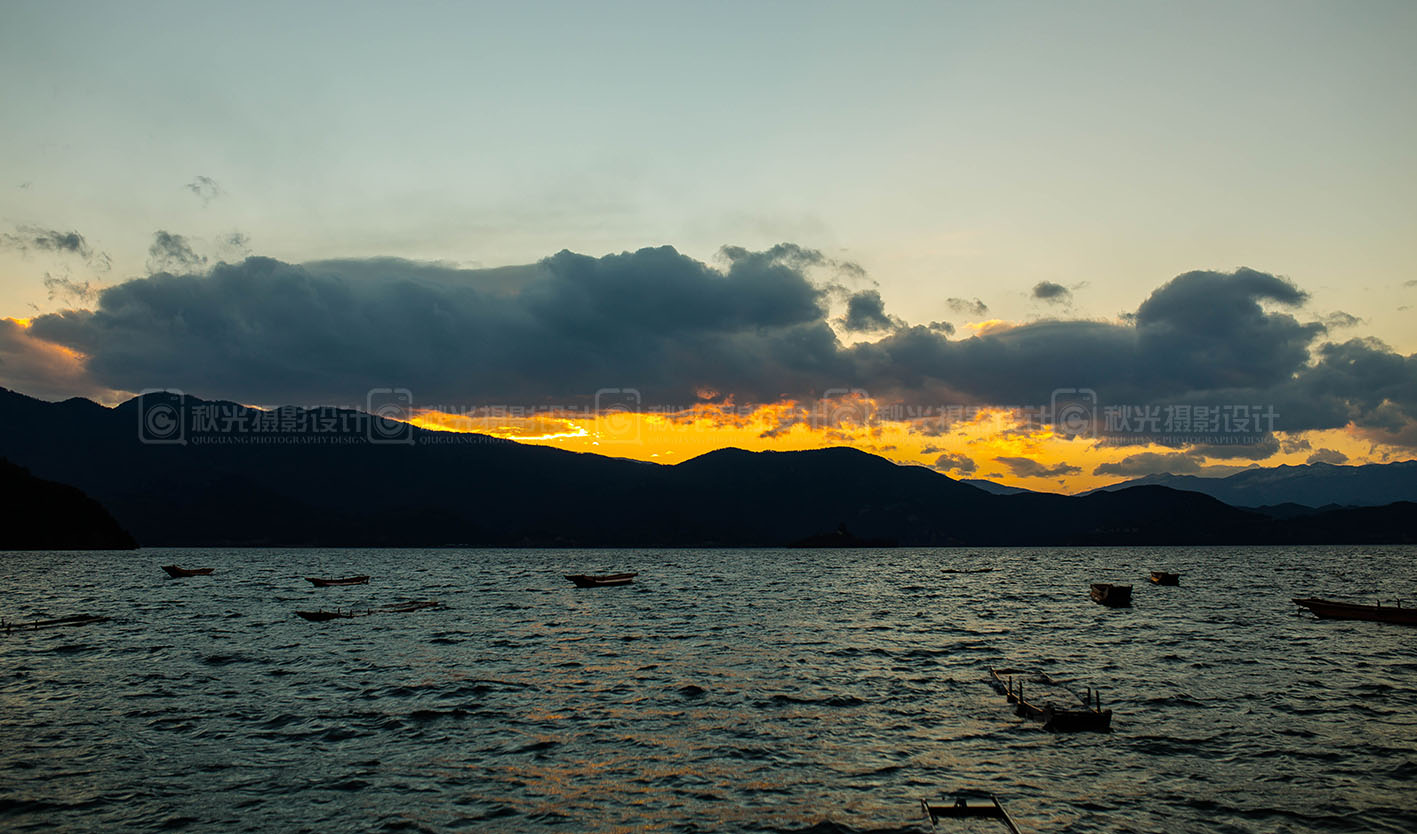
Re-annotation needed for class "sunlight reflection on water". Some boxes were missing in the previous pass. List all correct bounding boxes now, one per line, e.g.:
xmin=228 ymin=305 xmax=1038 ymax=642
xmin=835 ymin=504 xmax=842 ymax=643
xmin=1 ymin=546 xmax=1415 ymax=833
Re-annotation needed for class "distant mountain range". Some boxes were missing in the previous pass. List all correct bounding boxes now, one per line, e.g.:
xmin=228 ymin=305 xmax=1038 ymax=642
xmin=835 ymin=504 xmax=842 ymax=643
xmin=0 ymin=387 xmax=1413 ymax=548
xmin=1084 ymin=461 xmax=1417 ymax=509
xmin=960 ymin=479 xmax=1040 ymax=496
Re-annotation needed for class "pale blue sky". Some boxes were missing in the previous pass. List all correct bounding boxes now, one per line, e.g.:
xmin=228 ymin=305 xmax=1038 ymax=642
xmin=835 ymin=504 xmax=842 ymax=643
xmin=2 ymin=0 xmax=1414 ymax=347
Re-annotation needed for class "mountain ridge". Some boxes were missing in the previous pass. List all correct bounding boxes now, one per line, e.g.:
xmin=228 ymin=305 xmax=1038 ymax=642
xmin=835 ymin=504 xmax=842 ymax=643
xmin=1 ymin=387 xmax=1413 ymax=547
xmin=1084 ymin=461 xmax=1417 ymax=508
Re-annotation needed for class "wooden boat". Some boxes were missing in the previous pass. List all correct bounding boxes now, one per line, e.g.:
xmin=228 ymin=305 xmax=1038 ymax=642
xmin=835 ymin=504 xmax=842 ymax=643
xmin=305 ymin=575 xmax=370 ymax=587
xmin=295 ymin=599 xmax=441 ymax=622
xmin=2 ymin=614 xmax=110 ymax=633
xmin=565 ymin=572 xmax=637 ymax=588
xmin=295 ymin=609 xmax=354 ymax=622
xmin=921 ymin=795 xmax=1022 ymax=833
xmin=990 ymin=668 xmax=1112 ymax=732
xmin=162 ymin=565 xmax=214 ymax=578
xmin=1293 ymin=597 xmax=1417 ymax=626
xmin=1090 ymin=583 xmax=1132 ymax=607
xmin=1150 ymin=571 xmax=1180 ymax=586
xmin=941 ymin=567 xmax=996 ymax=574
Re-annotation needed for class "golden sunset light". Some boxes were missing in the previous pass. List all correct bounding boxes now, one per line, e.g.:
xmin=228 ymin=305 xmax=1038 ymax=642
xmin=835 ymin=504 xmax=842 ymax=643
xmin=405 ymin=396 xmax=1401 ymax=493
xmin=2 ymin=5 xmax=1415 ymax=833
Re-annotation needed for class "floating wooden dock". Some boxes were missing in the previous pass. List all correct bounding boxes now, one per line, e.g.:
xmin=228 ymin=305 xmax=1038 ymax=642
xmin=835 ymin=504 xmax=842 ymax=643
xmin=921 ymin=794 xmax=1022 ymax=833
xmin=295 ymin=600 xmax=440 ymax=622
xmin=2 ymin=614 xmax=110 ymax=633
xmin=990 ymin=667 xmax=1112 ymax=732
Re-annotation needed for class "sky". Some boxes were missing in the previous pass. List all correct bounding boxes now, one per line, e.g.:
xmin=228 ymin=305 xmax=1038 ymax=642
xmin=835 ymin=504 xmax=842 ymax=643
xmin=1 ymin=1 xmax=1415 ymax=491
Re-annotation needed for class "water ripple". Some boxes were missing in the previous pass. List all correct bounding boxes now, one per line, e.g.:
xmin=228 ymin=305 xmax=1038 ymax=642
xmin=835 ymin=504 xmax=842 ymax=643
xmin=1 ymin=545 xmax=1415 ymax=833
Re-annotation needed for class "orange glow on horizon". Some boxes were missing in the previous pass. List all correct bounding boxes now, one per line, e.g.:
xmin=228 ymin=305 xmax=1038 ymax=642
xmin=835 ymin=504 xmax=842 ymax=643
xmin=960 ymin=319 xmax=1016 ymax=336
xmin=396 ymin=396 xmax=1403 ymax=493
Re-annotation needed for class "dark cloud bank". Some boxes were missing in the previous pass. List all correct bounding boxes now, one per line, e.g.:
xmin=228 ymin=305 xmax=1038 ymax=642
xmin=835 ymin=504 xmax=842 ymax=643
xmin=18 ymin=244 xmax=1417 ymax=446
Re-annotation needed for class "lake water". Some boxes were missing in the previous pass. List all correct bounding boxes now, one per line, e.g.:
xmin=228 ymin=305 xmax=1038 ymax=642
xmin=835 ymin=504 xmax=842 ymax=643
xmin=1 ymin=546 xmax=1414 ymax=833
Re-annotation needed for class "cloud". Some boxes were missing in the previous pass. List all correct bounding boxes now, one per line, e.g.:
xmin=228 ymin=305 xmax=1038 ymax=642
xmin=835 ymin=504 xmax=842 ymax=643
xmin=15 ymin=251 xmax=1417 ymax=448
xmin=28 ymin=245 xmax=844 ymax=407
xmin=146 ymin=230 xmax=207 ymax=274
xmin=1281 ymin=436 xmax=1312 ymax=453
xmin=1180 ymin=435 xmax=1282 ymax=460
xmin=932 ymin=452 xmax=976 ymax=475
xmin=42 ymin=274 xmax=97 ymax=303
xmin=221 ymin=232 xmax=251 ymax=258
xmin=2 ymin=225 xmax=111 ymax=271
xmin=946 ymin=297 xmax=989 ymax=316
xmin=839 ymin=289 xmax=901 ymax=333
xmin=994 ymin=456 xmax=1081 ymax=478
xmin=0 ymin=318 xmax=114 ymax=401
xmin=1031 ymin=281 xmax=1072 ymax=304
xmin=5 ymin=227 xmax=86 ymax=255
xmin=1319 ymin=311 xmax=1363 ymax=329
xmin=186 ymin=176 xmax=222 ymax=205
xmin=1306 ymin=448 xmax=1349 ymax=465
xmin=1092 ymin=451 xmax=1204 ymax=476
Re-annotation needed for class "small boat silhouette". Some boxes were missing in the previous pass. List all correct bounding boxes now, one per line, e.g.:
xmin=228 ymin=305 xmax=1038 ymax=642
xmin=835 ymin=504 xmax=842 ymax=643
xmin=305 ymin=575 xmax=370 ymax=587
xmin=1090 ymin=583 xmax=1131 ymax=607
xmin=1293 ymin=597 xmax=1416 ymax=625
xmin=162 ymin=565 xmax=214 ymax=578
xmin=565 ymin=572 xmax=637 ymax=588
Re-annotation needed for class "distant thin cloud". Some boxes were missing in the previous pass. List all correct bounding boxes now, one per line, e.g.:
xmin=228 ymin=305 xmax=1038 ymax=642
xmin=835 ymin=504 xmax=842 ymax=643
xmin=1092 ymin=451 xmax=1202 ymax=476
xmin=185 ymin=175 xmax=222 ymax=206
xmin=946 ymin=297 xmax=989 ymax=316
xmin=932 ymin=452 xmax=977 ymax=475
xmin=1306 ymin=448 xmax=1349 ymax=465
xmin=1319 ymin=311 xmax=1364 ymax=329
xmin=995 ymin=456 xmax=1080 ymax=478
xmin=42 ymin=274 xmax=97 ymax=303
xmin=1 ymin=224 xmax=111 ymax=272
xmin=147 ymin=230 xmax=207 ymax=274
xmin=1031 ymin=281 xmax=1072 ymax=304
xmin=219 ymin=231 xmax=252 ymax=260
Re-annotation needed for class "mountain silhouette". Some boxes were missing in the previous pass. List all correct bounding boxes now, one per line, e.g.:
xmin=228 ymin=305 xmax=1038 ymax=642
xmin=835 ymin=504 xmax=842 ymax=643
xmin=0 ymin=387 xmax=1411 ymax=547
xmin=1085 ymin=461 xmax=1417 ymax=508
xmin=1 ymin=457 xmax=137 ymax=550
